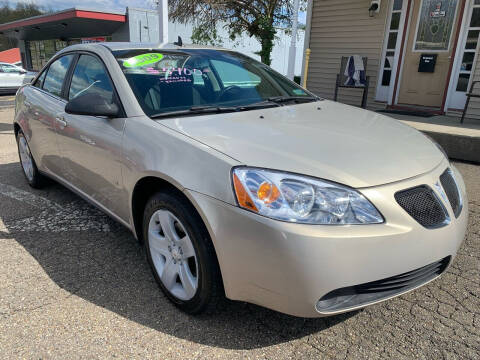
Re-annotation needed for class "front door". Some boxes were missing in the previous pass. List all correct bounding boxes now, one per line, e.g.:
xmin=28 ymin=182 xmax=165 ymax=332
xmin=56 ymin=53 xmax=128 ymax=221
xmin=398 ymin=0 xmax=461 ymax=107
xmin=447 ymin=0 xmax=480 ymax=109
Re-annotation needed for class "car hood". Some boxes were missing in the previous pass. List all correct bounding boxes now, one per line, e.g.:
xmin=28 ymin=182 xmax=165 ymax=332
xmin=160 ymin=100 xmax=444 ymax=188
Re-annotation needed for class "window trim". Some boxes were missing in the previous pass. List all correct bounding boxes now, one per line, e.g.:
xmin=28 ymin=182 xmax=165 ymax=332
xmin=33 ymin=53 xmax=76 ymax=102
xmin=63 ymin=51 xmax=126 ymax=118
xmin=32 ymin=67 xmax=46 ymax=88
xmin=33 ymin=70 xmax=47 ymax=89
xmin=61 ymin=53 xmax=80 ymax=100
xmin=29 ymin=50 xmax=126 ymax=117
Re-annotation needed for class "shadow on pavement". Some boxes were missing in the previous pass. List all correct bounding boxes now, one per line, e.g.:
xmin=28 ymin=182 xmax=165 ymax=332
xmin=0 ymin=161 xmax=357 ymax=350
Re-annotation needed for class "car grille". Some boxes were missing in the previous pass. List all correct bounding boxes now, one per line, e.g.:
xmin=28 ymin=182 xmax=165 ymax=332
xmin=440 ymin=169 xmax=462 ymax=218
xmin=316 ymin=256 xmax=451 ymax=313
xmin=395 ymin=185 xmax=448 ymax=228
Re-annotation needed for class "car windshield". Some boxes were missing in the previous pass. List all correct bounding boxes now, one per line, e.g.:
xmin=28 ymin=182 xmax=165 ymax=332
xmin=113 ymin=49 xmax=317 ymax=117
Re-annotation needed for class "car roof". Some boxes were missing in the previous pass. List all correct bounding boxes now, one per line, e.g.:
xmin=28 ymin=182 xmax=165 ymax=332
xmin=57 ymin=42 xmax=228 ymax=55
xmin=103 ymin=42 xmax=228 ymax=51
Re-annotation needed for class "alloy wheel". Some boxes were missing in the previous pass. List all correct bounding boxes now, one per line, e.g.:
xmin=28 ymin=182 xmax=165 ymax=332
xmin=18 ymin=135 xmax=34 ymax=182
xmin=148 ymin=209 xmax=198 ymax=300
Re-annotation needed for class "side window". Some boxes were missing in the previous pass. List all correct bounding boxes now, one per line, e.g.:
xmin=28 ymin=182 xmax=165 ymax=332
xmin=68 ymin=55 xmax=114 ymax=102
xmin=43 ymin=55 xmax=74 ymax=98
xmin=2 ymin=64 xmax=20 ymax=73
xmin=34 ymin=71 xmax=46 ymax=88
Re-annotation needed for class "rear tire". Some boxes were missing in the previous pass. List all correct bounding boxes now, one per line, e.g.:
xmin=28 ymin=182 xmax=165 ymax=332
xmin=16 ymin=130 xmax=47 ymax=189
xmin=143 ymin=191 xmax=224 ymax=314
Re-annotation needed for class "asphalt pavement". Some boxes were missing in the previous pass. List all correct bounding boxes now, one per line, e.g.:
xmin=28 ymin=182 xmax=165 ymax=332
xmin=0 ymin=95 xmax=15 ymax=108
xmin=0 ymin=103 xmax=479 ymax=359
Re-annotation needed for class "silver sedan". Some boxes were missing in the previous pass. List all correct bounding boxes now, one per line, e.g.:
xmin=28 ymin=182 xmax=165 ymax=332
xmin=13 ymin=42 xmax=468 ymax=317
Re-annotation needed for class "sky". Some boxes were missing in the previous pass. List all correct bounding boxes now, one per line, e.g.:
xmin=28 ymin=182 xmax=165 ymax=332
xmin=7 ymin=0 xmax=306 ymax=24
xmin=9 ymin=0 xmax=158 ymax=12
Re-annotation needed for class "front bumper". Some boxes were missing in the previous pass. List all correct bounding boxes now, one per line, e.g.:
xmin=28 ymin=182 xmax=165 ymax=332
xmin=186 ymin=160 xmax=468 ymax=317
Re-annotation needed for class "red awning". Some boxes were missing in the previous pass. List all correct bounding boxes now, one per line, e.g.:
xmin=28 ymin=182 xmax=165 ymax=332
xmin=0 ymin=8 xmax=126 ymax=41
xmin=0 ymin=48 xmax=21 ymax=63
xmin=0 ymin=9 xmax=125 ymax=32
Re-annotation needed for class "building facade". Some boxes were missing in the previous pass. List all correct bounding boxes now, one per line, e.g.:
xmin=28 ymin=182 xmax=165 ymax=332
xmin=303 ymin=0 xmax=480 ymax=119
xmin=0 ymin=7 xmax=159 ymax=72
xmin=0 ymin=7 xmax=305 ymax=77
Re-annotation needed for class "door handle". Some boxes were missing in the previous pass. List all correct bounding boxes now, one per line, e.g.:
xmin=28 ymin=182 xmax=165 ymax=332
xmin=55 ymin=116 xmax=67 ymax=128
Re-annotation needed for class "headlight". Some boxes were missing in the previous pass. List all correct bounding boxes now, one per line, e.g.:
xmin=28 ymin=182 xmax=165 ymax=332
xmin=232 ymin=168 xmax=384 ymax=225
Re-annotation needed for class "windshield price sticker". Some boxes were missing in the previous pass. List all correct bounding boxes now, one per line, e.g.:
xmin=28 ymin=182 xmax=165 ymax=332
xmin=124 ymin=53 xmax=164 ymax=68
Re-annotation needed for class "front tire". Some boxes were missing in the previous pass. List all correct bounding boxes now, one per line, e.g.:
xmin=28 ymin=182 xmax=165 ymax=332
xmin=143 ymin=191 xmax=223 ymax=314
xmin=16 ymin=130 xmax=47 ymax=188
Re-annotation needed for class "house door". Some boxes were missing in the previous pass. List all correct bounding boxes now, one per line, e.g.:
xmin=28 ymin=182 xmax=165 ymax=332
xmin=447 ymin=0 xmax=480 ymax=110
xmin=398 ymin=0 xmax=461 ymax=107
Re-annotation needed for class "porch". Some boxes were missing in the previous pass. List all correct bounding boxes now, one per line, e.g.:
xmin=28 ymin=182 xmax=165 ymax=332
xmin=304 ymin=0 xmax=480 ymax=119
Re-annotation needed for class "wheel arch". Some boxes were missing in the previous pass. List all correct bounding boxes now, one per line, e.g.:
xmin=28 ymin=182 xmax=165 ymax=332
xmin=130 ymin=175 xmax=218 ymax=250
xmin=131 ymin=176 xmax=180 ymax=242
xmin=13 ymin=122 xmax=37 ymax=161
xmin=130 ymin=175 xmax=227 ymax=293
xmin=13 ymin=122 xmax=20 ymax=137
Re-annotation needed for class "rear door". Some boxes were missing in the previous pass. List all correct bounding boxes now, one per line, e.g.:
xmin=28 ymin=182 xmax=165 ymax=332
xmin=57 ymin=53 xmax=127 ymax=220
xmin=22 ymin=54 xmax=75 ymax=176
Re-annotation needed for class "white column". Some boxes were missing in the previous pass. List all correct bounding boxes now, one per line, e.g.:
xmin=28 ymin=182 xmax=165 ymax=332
xmin=287 ymin=0 xmax=300 ymax=80
xmin=158 ymin=0 xmax=169 ymax=44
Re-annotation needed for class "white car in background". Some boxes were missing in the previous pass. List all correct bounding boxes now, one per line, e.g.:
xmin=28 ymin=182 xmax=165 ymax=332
xmin=0 ymin=62 xmax=36 ymax=93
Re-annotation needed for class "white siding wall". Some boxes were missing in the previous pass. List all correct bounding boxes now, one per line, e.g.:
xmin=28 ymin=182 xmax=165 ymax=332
xmin=123 ymin=8 xmax=306 ymax=76
xmin=169 ymin=22 xmax=305 ymax=76
xmin=306 ymin=0 xmax=390 ymax=110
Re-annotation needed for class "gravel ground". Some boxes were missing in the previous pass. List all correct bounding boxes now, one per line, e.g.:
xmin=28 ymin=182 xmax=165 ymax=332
xmin=0 ymin=106 xmax=479 ymax=359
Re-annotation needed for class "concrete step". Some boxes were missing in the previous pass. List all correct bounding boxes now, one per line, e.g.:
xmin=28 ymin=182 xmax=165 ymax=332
xmin=387 ymin=114 xmax=480 ymax=163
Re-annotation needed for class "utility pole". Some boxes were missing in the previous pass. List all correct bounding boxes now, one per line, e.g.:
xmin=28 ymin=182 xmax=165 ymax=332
xmin=287 ymin=0 xmax=300 ymax=80
xmin=157 ymin=0 xmax=169 ymax=44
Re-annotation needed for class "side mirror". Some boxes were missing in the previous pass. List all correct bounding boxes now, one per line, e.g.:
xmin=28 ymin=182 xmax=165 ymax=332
xmin=19 ymin=69 xmax=27 ymax=74
xmin=65 ymin=93 xmax=120 ymax=118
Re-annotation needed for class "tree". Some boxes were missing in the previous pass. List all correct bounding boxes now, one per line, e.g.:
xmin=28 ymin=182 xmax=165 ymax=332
xmin=169 ymin=0 xmax=298 ymax=66
xmin=0 ymin=1 xmax=43 ymax=51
